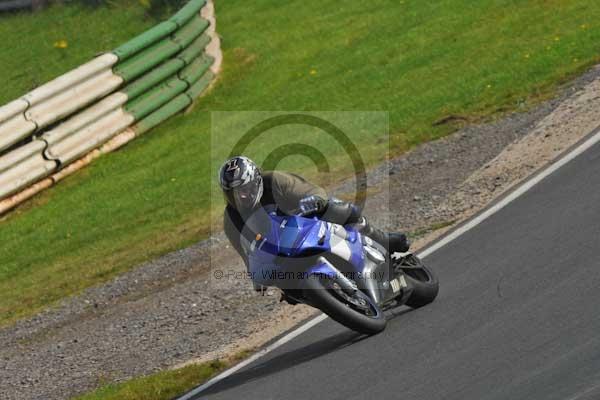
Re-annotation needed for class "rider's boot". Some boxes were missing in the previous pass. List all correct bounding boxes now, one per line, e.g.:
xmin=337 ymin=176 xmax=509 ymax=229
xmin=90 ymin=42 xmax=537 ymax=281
xmin=359 ymin=217 xmax=410 ymax=254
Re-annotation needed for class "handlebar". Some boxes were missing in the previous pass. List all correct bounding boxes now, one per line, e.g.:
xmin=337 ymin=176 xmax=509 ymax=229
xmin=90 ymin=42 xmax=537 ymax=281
xmin=296 ymin=208 xmax=318 ymax=218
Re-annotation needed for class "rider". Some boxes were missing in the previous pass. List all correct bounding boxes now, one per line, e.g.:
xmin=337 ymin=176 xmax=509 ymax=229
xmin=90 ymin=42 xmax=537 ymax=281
xmin=219 ymin=156 xmax=410 ymax=273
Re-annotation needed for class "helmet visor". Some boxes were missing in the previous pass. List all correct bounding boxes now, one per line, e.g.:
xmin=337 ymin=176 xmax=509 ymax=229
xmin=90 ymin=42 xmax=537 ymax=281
xmin=231 ymin=177 xmax=262 ymax=210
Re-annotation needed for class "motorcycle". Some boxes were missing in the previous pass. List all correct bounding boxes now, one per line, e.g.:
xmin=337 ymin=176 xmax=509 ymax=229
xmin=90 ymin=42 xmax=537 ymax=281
xmin=244 ymin=205 xmax=439 ymax=334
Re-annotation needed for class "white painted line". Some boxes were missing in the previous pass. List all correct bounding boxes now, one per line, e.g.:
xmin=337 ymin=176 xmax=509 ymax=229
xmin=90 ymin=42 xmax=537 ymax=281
xmin=420 ymin=126 xmax=600 ymax=258
xmin=179 ymin=126 xmax=600 ymax=399
xmin=564 ymin=381 xmax=600 ymax=400
xmin=176 ymin=313 xmax=328 ymax=400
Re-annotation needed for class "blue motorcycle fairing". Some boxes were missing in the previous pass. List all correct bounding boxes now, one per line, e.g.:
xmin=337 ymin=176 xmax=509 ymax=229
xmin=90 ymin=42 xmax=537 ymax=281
xmin=247 ymin=210 xmax=368 ymax=288
xmin=306 ymin=259 xmax=337 ymax=279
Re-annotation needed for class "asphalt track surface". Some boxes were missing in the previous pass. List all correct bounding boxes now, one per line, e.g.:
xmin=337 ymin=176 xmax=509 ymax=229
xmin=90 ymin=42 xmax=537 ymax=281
xmin=191 ymin=133 xmax=600 ymax=400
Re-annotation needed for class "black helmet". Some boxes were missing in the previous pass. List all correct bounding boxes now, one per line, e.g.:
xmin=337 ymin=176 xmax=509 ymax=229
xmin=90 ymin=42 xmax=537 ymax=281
xmin=219 ymin=156 xmax=263 ymax=211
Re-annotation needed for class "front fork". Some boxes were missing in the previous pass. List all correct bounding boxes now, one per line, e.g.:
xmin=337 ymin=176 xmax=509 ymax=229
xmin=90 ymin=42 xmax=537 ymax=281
xmin=305 ymin=253 xmax=414 ymax=307
xmin=279 ymin=256 xmax=358 ymax=307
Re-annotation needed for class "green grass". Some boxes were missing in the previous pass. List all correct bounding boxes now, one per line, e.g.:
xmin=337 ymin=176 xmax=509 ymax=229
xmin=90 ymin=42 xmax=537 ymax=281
xmin=0 ymin=2 xmax=155 ymax=104
xmin=72 ymin=350 xmax=252 ymax=400
xmin=1 ymin=0 xmax=600 ymax=325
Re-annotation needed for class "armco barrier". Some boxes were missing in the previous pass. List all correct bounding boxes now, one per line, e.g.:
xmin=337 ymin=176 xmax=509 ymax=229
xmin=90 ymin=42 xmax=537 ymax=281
xmin=0 ymin=0 xmax=221 ymax=214
xmin=0 ymin=0 xmax=33 ymax=12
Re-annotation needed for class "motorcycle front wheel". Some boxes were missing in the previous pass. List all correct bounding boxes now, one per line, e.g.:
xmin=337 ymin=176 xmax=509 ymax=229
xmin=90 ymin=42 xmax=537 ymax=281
xmin=302 ymin=274 xmax=386 ymax=335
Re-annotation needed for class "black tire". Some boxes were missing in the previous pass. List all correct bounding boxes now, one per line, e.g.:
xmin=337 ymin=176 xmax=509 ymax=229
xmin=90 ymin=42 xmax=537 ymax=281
xmin=401 ymin=262 xmax=439 ymax=308
xmin=303 ymin=275 xmax=386 ymax=335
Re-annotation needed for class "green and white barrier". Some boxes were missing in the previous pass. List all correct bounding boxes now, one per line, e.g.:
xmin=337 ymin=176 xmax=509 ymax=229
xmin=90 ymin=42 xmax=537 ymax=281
xmin=0 ymin=0 xmax=220 ymax=214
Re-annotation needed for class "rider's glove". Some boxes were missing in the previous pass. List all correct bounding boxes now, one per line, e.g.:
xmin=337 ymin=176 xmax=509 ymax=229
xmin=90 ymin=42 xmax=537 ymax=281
xmin=299 ymin=195 xmax=327 ymax=215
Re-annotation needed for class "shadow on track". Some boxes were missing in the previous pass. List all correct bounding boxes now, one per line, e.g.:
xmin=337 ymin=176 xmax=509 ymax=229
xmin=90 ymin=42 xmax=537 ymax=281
xmin=200 ymin=308 xmax=412 ymax=397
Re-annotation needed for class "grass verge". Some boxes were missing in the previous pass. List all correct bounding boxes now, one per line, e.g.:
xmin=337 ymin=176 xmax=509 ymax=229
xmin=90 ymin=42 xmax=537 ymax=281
xmin=72 ymin=350 xmax=252 ymax=400
xmin=0 ymin=0 xmax=599 ymax=325
xmin=0 ymin=1 xmax=154 ymax=104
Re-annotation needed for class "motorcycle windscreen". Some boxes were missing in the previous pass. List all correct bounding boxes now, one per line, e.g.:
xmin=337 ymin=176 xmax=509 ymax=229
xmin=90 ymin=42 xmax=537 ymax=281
xmin=279 ymin=218 xmax=301 ymax=254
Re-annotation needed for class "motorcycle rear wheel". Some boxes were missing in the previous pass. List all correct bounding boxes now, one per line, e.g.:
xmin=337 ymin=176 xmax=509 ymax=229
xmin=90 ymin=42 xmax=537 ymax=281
xmin=398 ymin=255 xmax=439 ymax=308
xmin=303 ymin=275 xmax=386 ymax=335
